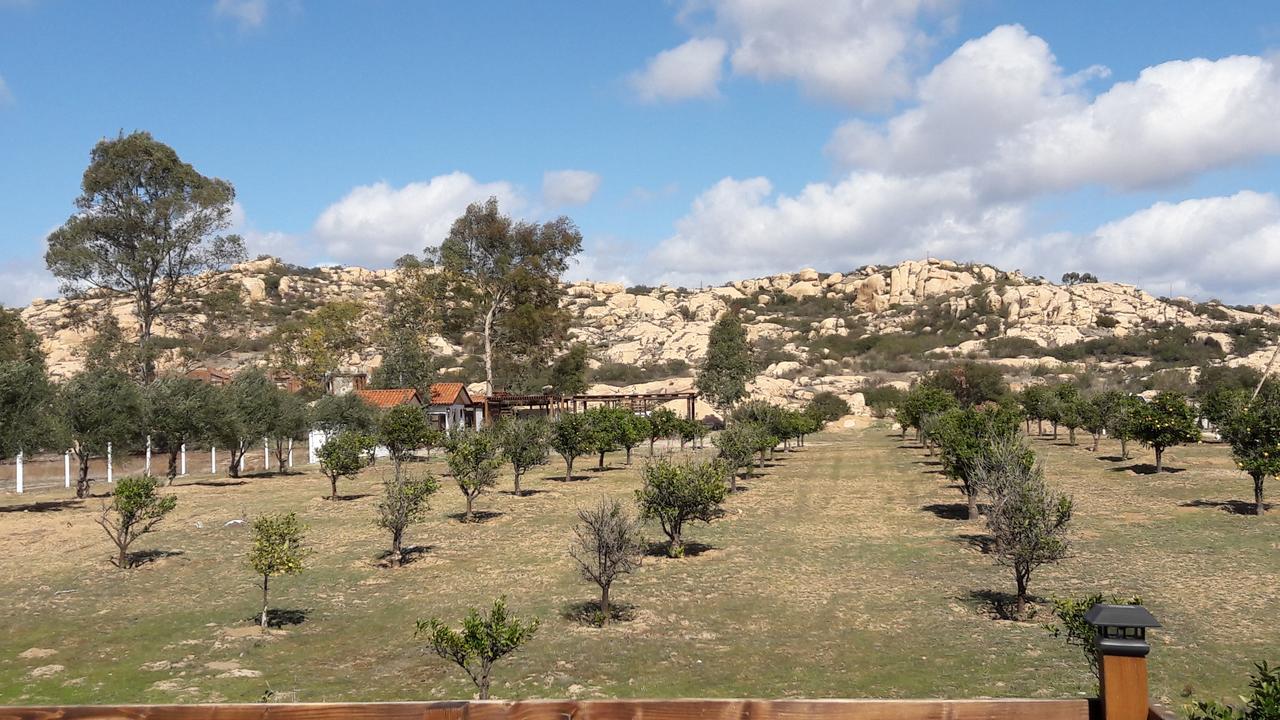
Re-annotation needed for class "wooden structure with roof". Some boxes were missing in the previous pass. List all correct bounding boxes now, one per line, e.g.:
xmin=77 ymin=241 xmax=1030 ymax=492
xmin=481 ymin=390 xmax=698 ymax=425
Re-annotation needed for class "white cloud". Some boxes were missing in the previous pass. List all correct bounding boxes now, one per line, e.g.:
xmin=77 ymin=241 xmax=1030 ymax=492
xmin=214 ymin=0 xmax=268 ymax=30
xmin=630 ymin=37 xmax=728 ymax=103
xmin=648 ymin=170 xmax=1025 ymax=286
xmin=0 ymin=73 xmax=13 ymax=106
xmin=1066 ymin=191 xmax=1280 ymax=302
xmin=542 ymin=169 xmax=602 ymax=207
xmin=830 ymin=25 xmax=1280 ymax=196
xmin=0 ymin=256 xmax=58 ymax=308
xmin=312 ymin=172 xmax=523 ymax=264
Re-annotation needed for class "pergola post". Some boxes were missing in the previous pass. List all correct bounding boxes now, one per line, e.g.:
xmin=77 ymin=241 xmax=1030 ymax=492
xmin=1087 ymin=604 xmax=1161 ymax=720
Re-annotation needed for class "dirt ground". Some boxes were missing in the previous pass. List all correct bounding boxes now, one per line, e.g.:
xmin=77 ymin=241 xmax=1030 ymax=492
xmin=0 ymin=427 xmax=1275 ymax=707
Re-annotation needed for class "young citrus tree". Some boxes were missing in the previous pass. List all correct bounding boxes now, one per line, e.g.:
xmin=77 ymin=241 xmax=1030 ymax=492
xmin=416 ymin=597 xmax=539 ymax=700
xmin=248 ymin=512 xmax=308 ymax=630
xmin=445 ymin=429 xmax=502 ymax=522
xmin=635 ymin=457 xmax=728 ymax=558
xmin=97 ymin=475 xmax=177 ymax=569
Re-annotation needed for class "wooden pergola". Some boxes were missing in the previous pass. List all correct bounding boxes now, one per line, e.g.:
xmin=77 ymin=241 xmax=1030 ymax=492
xmin=480 ymin=391 xmax=698 ymax=425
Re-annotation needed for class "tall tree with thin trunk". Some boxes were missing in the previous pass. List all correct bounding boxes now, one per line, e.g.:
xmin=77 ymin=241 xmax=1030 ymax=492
xmin=427 ymin=197 xmax=582 ymax=395
xmin=570 ymin=498 xmax=645 ymax=625
xmin=696 ymin=313 xmax=753 ymax=411
xmin=45 ymin=131 xmax=245 ymax=381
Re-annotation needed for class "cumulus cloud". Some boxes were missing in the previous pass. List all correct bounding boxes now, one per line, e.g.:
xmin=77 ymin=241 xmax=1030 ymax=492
xmin=648 ymin=170 xmax=1025 ymax=286
xmin=1067 ymin=191 xmax=1280 ymax=302
xmin=632 ymin=0 xmax=940 ymax=108
xmin=830 ymin=25 xmax=1280 ymax=196
xmin=312 ymin=172 xmax=523 ymax=264
xmin=630 ymin=37 xmax=728 ymax=103
xmin=542 ymin=169 xmax=602 ymax=207
xmin=214 ymin=0 xmax=269 ymax=30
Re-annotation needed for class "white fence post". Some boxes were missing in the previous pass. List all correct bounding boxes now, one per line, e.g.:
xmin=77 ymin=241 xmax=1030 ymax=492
xmin=287 ymin=439 xmax=293 ymax=469
xmin=180 ymin=444 xmax=187 ymax=476
xmin=211 ymin=446 xmax=217 ymax=474
xmin=145 ymin=435 xmax=151 ymax=475
xmin=64 ymin=452 xmax=70 ymax=489
xmin=238 ymin=445 xmax=245 ymax=474
xmin=15 ymin=451 xmax=23 ymax=494
xmin=264 ymin=438 xmax=270 ymax=471
xmin=107 ymin=442 xmax=113 ymax=484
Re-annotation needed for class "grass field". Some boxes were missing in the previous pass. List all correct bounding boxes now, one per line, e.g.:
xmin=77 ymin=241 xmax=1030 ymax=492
xmin=0 ymin=423 xmax=1276 ymax=707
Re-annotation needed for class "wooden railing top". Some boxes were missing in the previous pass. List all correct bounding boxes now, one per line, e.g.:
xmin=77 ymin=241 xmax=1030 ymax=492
xmin=0 ymin=698 xmax=1098 ymax=720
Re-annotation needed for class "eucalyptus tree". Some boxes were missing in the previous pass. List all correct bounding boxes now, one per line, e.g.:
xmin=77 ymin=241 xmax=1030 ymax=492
xmin=45 ymin=131 xmax=245 ymax=380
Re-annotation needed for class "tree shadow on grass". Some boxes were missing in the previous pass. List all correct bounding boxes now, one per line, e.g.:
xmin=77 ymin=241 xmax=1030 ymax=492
xmin=500 ymin=489 xmax=551 ymax=497
xmin=192 ymin=480 xmax=247 ymax=488
xmin=561 ymin=599 xmax=639 ymax=627
xmin=0 ymin=499 xmax=84 ymax=513
xmin=953 ymin=533 xmax=995 ymax=554
xmin=376 ymin=545 xmax=434 ymax=568
xmin=913 ymin=459 xmax=942 ymax=467
xmin=921 ymin=502 xmax=981 ymax=520
xmin=1098 ymin=456 xmax=1127 ymax=462
xmin=127 ymin=549 xmax=185 ymax=567
xmin=961 ymin=589 xmax=1040 ymax=621
xmin=260 ymin=608 xmax=310 ymax=628
xmin=326 ymin=493 xmax=372 ymax=501
xmin=446 ymin=510 xmax=504 ymax=523
xmin=644 ymin=541 xmax=714 ymax=558
xmin=548 ymin=473 xmax=594 ymax=482
xmin=1110 ymin=463 xmax=1185 ymax=475
xmin=1180 ymin=499 xmax=1271 ymax=515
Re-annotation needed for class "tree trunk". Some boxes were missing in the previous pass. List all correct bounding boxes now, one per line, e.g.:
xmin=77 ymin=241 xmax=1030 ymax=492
xmin=1015 ymin=572 xmax=1028 ymax=620
xmin=1120 ymin=437 xmax=1129 ymax=459
xmin=598 ymin=451 xmax=605 ymax=469
xmin=1025 ymin=418 xmax=1031 ymax=435
xmin=76 ymin=454 xmax=91 ymax=499
xmin=139 ymin=300 xmax=156 ymax=383
xmin=513 ymin=469 xmax=522 ymax=495
xmin=626 ymin=447 xmax=632 ymax=464
xmin=599 ymin=584 xmax=610 ymax=626
xmin=1068 ymin=427 xmax=1076 ymax=445
xmin=565 ymin=457 xmax=574 ymax=482
xmin=167 ymin=450 xmax=179 ymax=485
xmin=1092 ymin=434 xmax=1101 ymax=452
xmin=465 ymin=494 xmax=474 ymax=522
xmin=1037 ymin=418 xmax=1044 ymax=435
xmin=260 ymin=575 xmax=270 ymax=629
xmin=329 ymin=476 xmax=338 ymax=500
xmin=729 ymin=471 xmax=738 ymax=493
xmin=649 ymin=438 xmax=655 ymax=456
xmin=1254 ymin=473 xmax=1266 ymax=515
xmin=478 ymin=676 xmax=490 ymax=701
xmin=118 ymin=543 xmax=129 ymax=570
xmin=1052 ymin=422 xmax=1058 ymax=440
xmin=1154 ymin=446 xmax=1164 ymax=473
xmin=482 ymin=303 xmax=497 ymax=397
xmin=967 ymin=489 xmax=978 ymax=520
xmin=391 ymin=529 xmax=403 ymax=567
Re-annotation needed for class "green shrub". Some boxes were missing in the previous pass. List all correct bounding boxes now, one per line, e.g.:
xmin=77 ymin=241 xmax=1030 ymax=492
xmin=860 ymin=384 xmax=905 ymax=418
xmin=986 ymin=336 xmax=1043 ymax=358
xmin=1095 ymin=314 xmax=1119 ymax=329
xmin=1187 ymin=661 xmax=1280 ymax=720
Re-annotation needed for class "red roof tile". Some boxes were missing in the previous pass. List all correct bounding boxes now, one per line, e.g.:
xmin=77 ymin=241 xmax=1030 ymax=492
xmin=355 ymin=388 xmax=421 ymax=409
xmin=429 ymin=382 xmax=470 ymax=406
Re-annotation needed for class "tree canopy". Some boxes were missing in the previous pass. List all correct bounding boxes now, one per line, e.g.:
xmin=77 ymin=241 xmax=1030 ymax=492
xmin=696 ymin=313 xmax=753 ymax=410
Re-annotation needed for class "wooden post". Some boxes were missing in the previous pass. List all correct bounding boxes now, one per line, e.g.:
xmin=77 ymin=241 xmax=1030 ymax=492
xmin=14 ymin=451 xmax=23 ymax=494
xmin=1088 ymin=604 xmax=1160 ymax=720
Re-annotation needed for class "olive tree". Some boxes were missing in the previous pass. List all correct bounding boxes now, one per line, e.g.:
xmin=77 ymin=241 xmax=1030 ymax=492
xmin=311 ymin=392 xmax=378 ymax=435
xmin=416 ymin=597 xmax=539 ymax=700
xmin=145 ymin=377 xmax=218 ymax=484
xmin=635 ymin=457 xmax=728 ymax=558
xmin=1133 ymin=391 xmax=1200 ymax=473
xmin=248 ymin=512 xmax=307 ymax=630
xmin=97 ymin=475 xmax=177 ymax=569
xmin=979 ymin=437 xmax=1073 ymax=620
xmin=496 ymin=417 xmax=549 ymax=495
xmin=932 ymin=401 xmax=1024 ymax=520
xmin=61 ymin=368 xmax=146 ymax=498
xmin=375 ymin=471 xmax=439 ymax=566
xmin=550 ymin=412 xmax=593 ymax=481
xmin=45 ymin=131 xmax=245 ymax=381
xmin=569 ymin=498 xmax=645 ymax=625
xmin=211 ymin=369 xmax=279 ymax=478
xmin=445 ymin=429 xmax=502 ymax=522
xmin=317 ymin=430 xmax=374 ymax=500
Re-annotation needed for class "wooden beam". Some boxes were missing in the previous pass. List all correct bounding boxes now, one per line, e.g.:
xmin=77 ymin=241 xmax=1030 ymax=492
xmin=0 ymin=698 xmax=1092 ymax=720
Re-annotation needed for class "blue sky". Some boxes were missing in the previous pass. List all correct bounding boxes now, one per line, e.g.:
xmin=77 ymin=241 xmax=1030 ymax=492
xmin=2 ymin=0 xmax=1280 ymax=304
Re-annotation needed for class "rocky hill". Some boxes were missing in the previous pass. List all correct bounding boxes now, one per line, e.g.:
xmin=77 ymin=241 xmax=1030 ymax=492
xmin=18 ymin=257 xmax=1280 ymax=414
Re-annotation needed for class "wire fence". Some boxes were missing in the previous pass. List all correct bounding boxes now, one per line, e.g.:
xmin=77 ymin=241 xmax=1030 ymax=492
xmin=0 ymin=438 xmax=314 ymax=494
